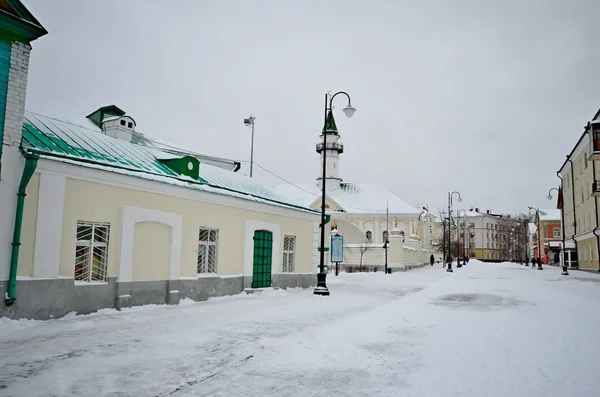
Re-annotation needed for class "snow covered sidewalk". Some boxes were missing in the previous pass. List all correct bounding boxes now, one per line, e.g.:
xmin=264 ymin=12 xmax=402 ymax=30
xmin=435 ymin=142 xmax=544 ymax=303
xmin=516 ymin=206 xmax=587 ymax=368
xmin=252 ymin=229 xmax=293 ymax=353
xmin=0 ymin=261 xmax=599 ymax=397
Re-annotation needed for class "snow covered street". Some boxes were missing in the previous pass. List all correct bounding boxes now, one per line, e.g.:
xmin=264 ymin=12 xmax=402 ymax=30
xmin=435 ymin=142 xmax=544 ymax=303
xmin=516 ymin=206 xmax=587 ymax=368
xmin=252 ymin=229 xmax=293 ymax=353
xmin=1 ymin=261 xmax=599 ymax=397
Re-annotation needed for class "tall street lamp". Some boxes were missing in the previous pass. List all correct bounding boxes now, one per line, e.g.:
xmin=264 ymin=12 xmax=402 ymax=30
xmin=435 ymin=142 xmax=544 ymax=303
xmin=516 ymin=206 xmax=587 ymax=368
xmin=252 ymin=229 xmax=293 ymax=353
xmin=457 ymin=209 xmax=467 ymax=267
xmin=447 ymin=191 xmax=462 ymax=272
xmin=314 ymin=92 xmax=356 ymax=296
xmin=244 ymin=115 xmax=256 ymax=177
xmin=528 ymin=206 xmax=543 ymax=270
xmin=548 ymin=187 xmax=568 ymax=275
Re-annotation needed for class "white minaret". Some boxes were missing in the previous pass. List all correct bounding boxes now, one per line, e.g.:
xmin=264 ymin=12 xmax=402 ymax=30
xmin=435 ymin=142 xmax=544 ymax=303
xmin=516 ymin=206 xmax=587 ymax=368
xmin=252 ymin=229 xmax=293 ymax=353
xmin=316 ymin=109 xmax=343 ymax=191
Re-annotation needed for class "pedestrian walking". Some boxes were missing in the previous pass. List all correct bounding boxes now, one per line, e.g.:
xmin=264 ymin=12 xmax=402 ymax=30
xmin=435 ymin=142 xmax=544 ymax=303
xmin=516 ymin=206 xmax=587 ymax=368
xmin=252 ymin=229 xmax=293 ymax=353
xmin=430 ymin=254 xmax=435 ymax=266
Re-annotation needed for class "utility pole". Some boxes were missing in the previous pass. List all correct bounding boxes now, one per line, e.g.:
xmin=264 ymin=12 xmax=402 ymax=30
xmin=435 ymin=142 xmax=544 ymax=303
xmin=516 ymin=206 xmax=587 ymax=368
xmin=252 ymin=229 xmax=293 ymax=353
xmin=244 ymin=115 xmax=256 ymax=177
xmin=384 ymin=200 xmax=389 ymax=274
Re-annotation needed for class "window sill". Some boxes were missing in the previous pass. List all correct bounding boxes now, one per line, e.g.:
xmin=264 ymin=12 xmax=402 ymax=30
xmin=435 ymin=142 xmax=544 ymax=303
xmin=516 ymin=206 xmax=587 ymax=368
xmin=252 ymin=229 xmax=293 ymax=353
xmin=197 ymin=273 xmax=219 ymax=278
xmin=74 ymin=280 xmax=108 ymax=286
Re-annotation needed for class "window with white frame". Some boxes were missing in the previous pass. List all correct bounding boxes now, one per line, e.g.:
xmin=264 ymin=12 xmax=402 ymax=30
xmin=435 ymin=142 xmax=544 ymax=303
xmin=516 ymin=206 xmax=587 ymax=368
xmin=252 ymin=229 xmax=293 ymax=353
xmin=198 ymin=227 xmax=218 ymax=273
xmin=553 ymin=228 xmax=561 ymax=238
xmin=75 ymin=221 xmax=110 ymax=282
xmin=282 ymin=235 xmax=296 ymax=272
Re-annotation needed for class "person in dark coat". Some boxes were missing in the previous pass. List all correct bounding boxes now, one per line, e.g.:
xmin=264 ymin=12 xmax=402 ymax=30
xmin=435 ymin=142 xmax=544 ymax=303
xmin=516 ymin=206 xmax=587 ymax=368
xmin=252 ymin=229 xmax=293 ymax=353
xmin=430 ymin=254 xmax=435 ymax=266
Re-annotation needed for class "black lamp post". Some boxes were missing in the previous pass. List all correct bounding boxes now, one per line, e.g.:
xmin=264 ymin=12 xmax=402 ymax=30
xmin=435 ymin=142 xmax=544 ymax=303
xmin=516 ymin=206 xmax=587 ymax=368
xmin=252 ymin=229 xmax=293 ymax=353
xmin=447 ymin=191 xmax=462 ymax=272
xmin=456 ymin=209 xmax=466 ymax=267
xmin=314 ymin=92 xmax=356 ymax=296
xmin=528 ymin=206 xmax=543 ymax=270
xmin=547 ymin=187 xmax=568 ymax=275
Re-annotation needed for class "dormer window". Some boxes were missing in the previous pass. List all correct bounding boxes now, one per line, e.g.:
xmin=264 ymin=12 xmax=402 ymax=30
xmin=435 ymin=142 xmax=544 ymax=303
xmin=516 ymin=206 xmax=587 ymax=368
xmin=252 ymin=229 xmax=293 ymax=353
xmin=120 ymin=119 xmax=126 ymax=126
xmin=128 ymin=122 xmax=133 ymax=128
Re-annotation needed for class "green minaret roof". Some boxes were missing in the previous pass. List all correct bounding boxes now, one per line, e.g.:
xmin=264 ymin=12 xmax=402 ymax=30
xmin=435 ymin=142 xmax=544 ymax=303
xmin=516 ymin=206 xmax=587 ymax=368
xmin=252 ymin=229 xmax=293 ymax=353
xmin=322 ymin=110 xmax=338 ymax=134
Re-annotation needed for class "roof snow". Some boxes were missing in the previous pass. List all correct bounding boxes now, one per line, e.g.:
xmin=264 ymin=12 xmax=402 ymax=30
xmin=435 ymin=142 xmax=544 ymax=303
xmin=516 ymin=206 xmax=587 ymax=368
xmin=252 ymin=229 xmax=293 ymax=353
xmin=21 ymin=111 xmax=316 ymax=214
xmin=539 ymin=209 xmax=561 ymax=221
xmin=271 ymin=183 xmax=421 ymax=214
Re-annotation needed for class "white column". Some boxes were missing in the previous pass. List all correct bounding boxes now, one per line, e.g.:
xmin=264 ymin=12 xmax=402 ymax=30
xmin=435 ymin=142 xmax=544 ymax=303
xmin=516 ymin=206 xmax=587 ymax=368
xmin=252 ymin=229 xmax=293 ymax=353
xmin=32 ymin=173 xmax=66 ymax=278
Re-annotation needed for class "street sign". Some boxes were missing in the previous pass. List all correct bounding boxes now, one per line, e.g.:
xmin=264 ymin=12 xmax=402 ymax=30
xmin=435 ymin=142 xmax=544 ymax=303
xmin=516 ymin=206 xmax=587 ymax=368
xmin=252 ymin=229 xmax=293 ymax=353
xmin=331 ymin=235 xmax=344 ymax=263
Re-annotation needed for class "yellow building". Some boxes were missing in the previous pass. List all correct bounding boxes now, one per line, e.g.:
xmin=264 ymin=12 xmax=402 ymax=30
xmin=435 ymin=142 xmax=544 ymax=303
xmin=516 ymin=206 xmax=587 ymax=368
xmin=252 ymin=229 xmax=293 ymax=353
xmin=1 ymin=106 xmax=320 ymax=320
xmin=558 ymin=108 xmax=600 ymax=271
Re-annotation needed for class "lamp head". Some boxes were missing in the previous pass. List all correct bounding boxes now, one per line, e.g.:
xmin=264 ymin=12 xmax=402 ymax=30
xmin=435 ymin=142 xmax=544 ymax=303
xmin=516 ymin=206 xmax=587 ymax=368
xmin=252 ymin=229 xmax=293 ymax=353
xmin=342 ymin=105 xmax=356 ymax=118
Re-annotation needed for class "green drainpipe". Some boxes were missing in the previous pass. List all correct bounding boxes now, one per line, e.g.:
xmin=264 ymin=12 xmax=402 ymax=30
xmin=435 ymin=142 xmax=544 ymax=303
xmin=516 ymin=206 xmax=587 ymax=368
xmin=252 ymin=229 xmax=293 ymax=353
xmin=233 ymin=161 xmax=241 ymax=172
xmin=5 ymin=152 xmax=39 ymax=306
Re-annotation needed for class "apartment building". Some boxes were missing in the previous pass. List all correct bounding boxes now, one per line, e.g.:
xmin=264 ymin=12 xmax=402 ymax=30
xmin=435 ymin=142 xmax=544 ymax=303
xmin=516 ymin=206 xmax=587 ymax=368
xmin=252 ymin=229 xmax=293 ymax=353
xmin=460 ymin=209 xmax=528 ymax=262
xmin=557 ymin=108 xmax=600 ymax=271
xmin=537 ymin=210 xmax=562 ymax=265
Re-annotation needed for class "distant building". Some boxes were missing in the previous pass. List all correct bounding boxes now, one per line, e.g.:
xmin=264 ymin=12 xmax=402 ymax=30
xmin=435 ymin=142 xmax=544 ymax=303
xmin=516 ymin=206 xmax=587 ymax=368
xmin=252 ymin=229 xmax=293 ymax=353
xmin=537 ymin=210 xmax=562 ymax=265
xmin=458 ymin=209 xmax=528 ymax=262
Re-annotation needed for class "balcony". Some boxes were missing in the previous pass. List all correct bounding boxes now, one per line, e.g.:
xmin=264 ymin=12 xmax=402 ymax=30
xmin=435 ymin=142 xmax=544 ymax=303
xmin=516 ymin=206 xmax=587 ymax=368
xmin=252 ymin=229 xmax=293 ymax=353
xmin=590 ymin=121 xmax=600 ymax=160
xmin=590 ymin=142 xmax=600 ymax=161
xmin=316 ymin=142 xmax=344 ymax=154
xmin=593 ymin=181 xmax=600 ymax=197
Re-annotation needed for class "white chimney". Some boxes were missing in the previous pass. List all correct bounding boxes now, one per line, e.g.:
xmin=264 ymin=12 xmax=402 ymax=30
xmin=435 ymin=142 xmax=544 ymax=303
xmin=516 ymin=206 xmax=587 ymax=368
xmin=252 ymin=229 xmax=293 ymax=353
xmin=101 ymin=115 xmax=136 ymax=142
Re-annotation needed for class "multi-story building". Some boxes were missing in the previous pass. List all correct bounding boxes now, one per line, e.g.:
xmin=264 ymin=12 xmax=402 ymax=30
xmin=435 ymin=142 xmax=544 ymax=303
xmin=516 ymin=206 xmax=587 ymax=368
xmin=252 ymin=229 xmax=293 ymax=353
xmin=536 ymin=210 xmax=562 ymax=265
xmin=557 ymin=108 xmax=600 ymax=271
xmin=459 ymin=209 xmax=528 ymax=262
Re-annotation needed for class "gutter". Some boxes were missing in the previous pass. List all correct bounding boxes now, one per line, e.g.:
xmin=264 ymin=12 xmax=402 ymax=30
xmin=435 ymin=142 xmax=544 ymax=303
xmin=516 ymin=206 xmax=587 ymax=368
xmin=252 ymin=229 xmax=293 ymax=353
xmin=566 ymin=156 xmax=579 ymax=269
xmin=5 ymin=152 xmax=39 ymax=306
xmin=593 ymin=158 xmax=600 ymax=272
xmin=557 ymin=172 xmax=568 ymax=274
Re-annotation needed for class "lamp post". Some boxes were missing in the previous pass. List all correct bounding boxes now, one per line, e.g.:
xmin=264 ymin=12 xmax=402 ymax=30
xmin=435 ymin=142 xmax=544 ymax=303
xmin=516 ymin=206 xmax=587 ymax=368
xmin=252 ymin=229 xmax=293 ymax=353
xmin=456 ymin=209 xmax=467 ymax=267
xmin=548 ymin=187 xmax=568 ymax=275
xmin=244 ymin=115 xmax=256 ymax=177
xmin=314 ymin=92 xmax=356 ymax=296
xmin=447 ymin=191 xmax=462 ymax=272
xmin=528 ymin=206 xmax=543 ymax=270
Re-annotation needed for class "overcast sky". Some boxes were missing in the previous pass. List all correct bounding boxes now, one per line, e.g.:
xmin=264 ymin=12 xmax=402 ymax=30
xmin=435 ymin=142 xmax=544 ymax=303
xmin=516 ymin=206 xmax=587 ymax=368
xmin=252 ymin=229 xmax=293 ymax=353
xmin=23 ymin=0 xmax=600 ymax=215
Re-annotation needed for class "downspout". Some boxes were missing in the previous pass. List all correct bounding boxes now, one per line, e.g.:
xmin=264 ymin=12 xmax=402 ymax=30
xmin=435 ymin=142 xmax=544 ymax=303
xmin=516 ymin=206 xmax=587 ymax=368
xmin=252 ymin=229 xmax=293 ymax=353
xmin=233 ymin=161 xmax=241 ymax=172
xmin=5 ymin=152 xmax=39 ymax=306
xmin=566 ymin=157 xmax=578 ymax=269
xmin=557 ymin=172 xmax=568 ymax=275
xmin=592 ymin=159 xmax=600 ymax=272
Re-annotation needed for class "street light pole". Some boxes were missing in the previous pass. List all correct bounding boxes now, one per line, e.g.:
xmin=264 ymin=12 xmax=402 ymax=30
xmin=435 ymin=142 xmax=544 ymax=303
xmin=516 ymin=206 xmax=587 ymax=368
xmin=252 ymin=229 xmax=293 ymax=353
xmin=384 ymin=200 xmax=389 ymax=274
xmin=528 ymin=206 xmax=543 ymax=270
xmin=244 ymin=116 xmax=256 ymax=177
xmin=314 ymin=92 xmax=356 ymax=296
xmin=447 ymin=191 xmax=462 ymax=272
xmin=548 ymin=187 xmax=568 ymax=275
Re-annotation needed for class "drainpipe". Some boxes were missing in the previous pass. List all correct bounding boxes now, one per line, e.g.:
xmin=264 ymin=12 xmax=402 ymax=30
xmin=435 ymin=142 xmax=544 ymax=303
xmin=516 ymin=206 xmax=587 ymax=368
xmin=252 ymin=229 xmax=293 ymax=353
xmin=5 ymin=153 xmax=39 ymax=306
xmin=593 ymin=159 xmax=600 ymax=272
xmin=556 ymin=172 xmax=568 ymax=275
xmin=233 ymin=161 xmax=241 ymax=172
xmin=566 ymin=157 xmax=578 ymax=269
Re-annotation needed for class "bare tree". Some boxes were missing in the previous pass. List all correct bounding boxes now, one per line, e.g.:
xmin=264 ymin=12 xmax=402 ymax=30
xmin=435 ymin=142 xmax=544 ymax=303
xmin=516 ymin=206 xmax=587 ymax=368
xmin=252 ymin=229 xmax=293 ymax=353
xmin=358 ymin=238 xmax=373 ymax=271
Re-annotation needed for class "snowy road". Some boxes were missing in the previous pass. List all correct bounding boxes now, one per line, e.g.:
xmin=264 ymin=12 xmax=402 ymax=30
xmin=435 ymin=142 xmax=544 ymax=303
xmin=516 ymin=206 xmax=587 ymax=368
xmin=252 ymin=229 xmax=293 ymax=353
xmin=1 ymin=261 xmax=599 ymax=397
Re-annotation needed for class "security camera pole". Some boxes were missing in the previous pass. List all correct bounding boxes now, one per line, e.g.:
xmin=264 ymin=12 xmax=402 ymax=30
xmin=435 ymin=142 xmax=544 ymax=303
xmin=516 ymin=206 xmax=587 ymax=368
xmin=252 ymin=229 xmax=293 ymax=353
xmin=244 ymin=115 xmax=256 ymax=177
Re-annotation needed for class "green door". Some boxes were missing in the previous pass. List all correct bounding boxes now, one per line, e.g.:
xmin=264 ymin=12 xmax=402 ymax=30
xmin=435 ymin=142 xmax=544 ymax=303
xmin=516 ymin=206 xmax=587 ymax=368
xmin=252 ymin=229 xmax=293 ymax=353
xmin=251 ymin=230 xmax=273 ymax=288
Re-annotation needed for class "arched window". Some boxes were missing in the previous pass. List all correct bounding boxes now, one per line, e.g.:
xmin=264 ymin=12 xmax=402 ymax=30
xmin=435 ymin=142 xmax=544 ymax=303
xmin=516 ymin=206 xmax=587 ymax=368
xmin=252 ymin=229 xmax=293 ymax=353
xmin=366 ymin=231 xmax=372 ymax=241
xmin=382 ymin=231 xmax=388 ymax=242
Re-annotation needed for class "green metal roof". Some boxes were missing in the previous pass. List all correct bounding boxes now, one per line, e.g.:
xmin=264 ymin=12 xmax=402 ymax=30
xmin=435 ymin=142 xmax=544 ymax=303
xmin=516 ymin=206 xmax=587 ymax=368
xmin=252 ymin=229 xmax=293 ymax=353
xmin=20 ymin=111 xmax=319 ymax=215
xmin=322 ymin=110 xmax=338 ymax=134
